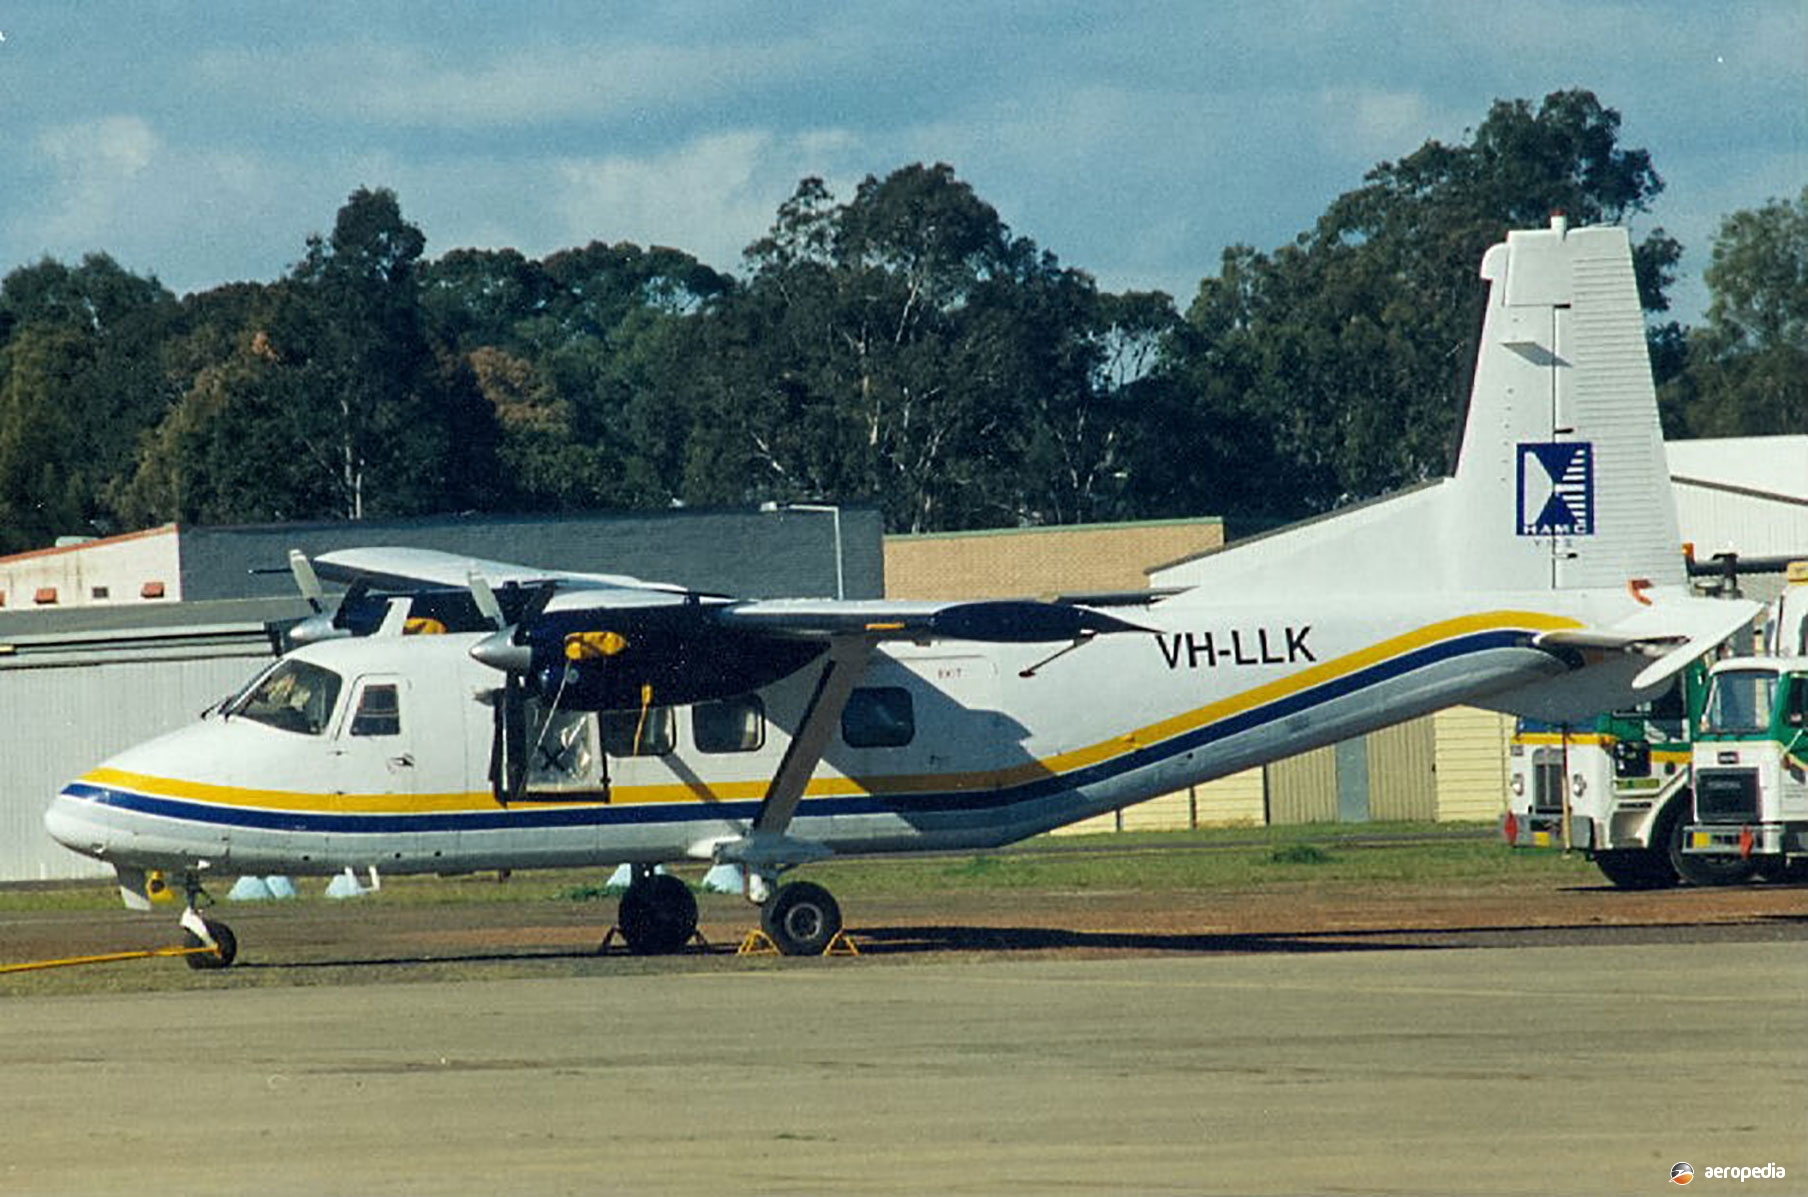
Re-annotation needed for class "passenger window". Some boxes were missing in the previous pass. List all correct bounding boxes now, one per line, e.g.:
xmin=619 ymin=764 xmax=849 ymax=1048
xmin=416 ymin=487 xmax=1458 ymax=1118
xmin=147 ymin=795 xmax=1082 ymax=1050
xmin=350 ymin=683 xmax=401 ymax=737
xmin=842 ymin=687 xmax=915 ymax=748
xmin=600 ymin=706 xmax=675 ymax=757
xmin=695 ymin=695 xmax=765 ymax=753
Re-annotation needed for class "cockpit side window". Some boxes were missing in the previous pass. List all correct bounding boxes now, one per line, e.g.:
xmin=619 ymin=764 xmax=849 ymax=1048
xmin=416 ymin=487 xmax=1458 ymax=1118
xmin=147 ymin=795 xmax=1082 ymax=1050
xmin=350 ymin=683 xmax=401 ymax=737
xmin=227 ymin=659 xmax=344 ymax=736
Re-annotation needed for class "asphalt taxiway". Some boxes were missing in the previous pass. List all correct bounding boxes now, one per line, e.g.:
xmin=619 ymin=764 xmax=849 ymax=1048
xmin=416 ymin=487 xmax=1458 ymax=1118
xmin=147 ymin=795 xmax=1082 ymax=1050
xmin=4 ymin=937 xmax=1801 ymax=1194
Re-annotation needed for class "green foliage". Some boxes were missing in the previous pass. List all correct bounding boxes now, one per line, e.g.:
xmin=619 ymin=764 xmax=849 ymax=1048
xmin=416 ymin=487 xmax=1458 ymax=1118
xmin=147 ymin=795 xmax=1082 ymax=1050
xmin=0 ymin=254 xmax=180 ymax=551
xmin=1268 ymin=843 xmax=1333 ymax=865
xmin=0 ymin=91 xmax=1783 ymax=547
xmin=1159 ymin=89 xmax=1677 ymax=521
xmin=1665 ymin=186 xmax=1808 ymax=437
xmin=684 ymin=164 xmax=1153 ymax=530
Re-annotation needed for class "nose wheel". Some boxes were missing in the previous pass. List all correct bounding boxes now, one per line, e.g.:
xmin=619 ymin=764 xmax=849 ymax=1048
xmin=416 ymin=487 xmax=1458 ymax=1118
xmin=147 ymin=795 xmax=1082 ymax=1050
xmin=176 ymin=875 xmax=237 ymax=969
xmin=178 ymin=900 xmax=237 ymax=970
xmin=182 ymin=916 xmax=238 ymax=969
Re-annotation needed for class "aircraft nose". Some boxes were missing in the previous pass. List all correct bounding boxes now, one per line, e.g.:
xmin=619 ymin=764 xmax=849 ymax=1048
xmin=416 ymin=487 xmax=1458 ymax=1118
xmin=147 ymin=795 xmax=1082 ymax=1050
xmin=44 ymin=786 xmax=108 ymax=859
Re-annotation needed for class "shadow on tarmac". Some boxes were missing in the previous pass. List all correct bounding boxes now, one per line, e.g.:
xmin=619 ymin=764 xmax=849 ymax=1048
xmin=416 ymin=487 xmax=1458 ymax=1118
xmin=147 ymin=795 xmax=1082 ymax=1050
xmin=226 ymin=912 xmax=1808 ymax=972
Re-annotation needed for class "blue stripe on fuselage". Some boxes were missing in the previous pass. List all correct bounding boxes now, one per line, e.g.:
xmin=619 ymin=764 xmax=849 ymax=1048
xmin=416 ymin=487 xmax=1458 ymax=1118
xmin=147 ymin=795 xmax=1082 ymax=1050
xmin=63 ymin=626 xmax=1536 ymax=837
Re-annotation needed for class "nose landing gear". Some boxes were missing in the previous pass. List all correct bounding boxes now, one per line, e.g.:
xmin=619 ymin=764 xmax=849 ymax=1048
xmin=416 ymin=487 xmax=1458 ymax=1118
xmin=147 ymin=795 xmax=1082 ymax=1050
xmin=178 ymin=877 xmax=237 ymax=970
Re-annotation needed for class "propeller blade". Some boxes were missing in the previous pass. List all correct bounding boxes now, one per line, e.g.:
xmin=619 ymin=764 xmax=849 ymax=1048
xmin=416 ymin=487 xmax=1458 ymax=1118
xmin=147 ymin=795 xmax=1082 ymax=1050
xmin=332 ymin=578 xmax=372 ymax=630
xmin=288 ymin=550 xmax=325 ymax=614
xmin=514 ymin=582 xmax=556 ymax=644
xmin=467 ymin=570 xmax=505 ymax=631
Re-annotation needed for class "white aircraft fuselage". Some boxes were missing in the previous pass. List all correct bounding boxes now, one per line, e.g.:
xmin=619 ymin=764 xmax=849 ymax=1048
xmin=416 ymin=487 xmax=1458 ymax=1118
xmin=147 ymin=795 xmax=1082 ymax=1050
xmin=42 ymin=219 xmax=1762 ymax=958
xmin=50 ymin=594 xmax=1645 ymax=878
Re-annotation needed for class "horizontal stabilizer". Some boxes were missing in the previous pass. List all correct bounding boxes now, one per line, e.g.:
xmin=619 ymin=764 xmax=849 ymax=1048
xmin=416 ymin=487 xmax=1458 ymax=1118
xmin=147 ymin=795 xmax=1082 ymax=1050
xmin=1628 ymin=598 xmax=1763 ymax=689
xmin=1539 ymin=596 xmax=1760 ymax=688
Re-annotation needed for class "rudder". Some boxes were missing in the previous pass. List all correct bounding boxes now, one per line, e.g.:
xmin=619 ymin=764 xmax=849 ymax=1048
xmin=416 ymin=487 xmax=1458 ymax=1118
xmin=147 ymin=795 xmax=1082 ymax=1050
xmin=1444 ymin=217 xmax=1682 ymax=593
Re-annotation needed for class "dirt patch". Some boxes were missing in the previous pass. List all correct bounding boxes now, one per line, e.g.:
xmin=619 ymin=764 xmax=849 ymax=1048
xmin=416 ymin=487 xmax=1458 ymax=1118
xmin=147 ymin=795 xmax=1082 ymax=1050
xmin=4 ymin=869 xmax=1803 ymax=993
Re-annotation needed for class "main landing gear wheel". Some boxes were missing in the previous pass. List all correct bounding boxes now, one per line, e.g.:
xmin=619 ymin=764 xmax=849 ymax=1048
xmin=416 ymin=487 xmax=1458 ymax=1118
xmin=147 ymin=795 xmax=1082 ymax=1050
xmin=616 ymin=872 xmax=698 ymax=955
xmin=761 ymin=880 xmax=842 ymax=956
xmin=183 ymin=917 xmax=237 ymax=970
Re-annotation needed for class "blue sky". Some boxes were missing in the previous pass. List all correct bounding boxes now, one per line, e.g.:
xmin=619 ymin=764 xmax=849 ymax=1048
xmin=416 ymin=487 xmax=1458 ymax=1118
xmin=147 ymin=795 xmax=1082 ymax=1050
xmin=1 ymin=2 xmax=1801 ymax=323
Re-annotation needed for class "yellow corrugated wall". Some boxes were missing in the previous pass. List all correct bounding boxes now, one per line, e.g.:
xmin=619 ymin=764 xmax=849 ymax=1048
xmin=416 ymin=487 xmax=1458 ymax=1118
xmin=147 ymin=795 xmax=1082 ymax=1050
xmin=1192 ymin=768 xmax=1265 ymax=825
xmin=1432 ymin=705 xmax=1514 ymax=821
xmin=1368 ymin=717 xmax=1438 ymax=821
xmin=1266 ymin=746 xmax=1338 ymax=824
xmin=1051 ymin=768 xmax=1267 ymax=835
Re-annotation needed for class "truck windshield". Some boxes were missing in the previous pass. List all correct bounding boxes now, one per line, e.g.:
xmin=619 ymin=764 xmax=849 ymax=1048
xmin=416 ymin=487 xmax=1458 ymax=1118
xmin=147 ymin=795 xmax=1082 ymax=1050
xmin=1700 ymin=669 xmax=1779 ymax=737
xmin=224 ymin=659 xmax=344 ymax=735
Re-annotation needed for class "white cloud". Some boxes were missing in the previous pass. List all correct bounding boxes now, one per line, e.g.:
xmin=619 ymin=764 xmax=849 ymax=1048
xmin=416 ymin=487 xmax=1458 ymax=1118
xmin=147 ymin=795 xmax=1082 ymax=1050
xmin=552 ymin=129 xmax=861 ymax=267
xmin=198 ymin=38 xmax=824 ymax=129
xmin=32 ymin=115 xmax=162 ymax=244
xmin=1314 ymin=88 xmax=1452 ymax=166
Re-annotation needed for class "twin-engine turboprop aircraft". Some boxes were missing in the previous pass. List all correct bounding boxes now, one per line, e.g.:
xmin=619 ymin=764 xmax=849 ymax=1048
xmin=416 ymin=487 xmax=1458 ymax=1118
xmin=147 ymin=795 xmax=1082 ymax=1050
xmin=46 ymin=219 xmax=1758 ymax=963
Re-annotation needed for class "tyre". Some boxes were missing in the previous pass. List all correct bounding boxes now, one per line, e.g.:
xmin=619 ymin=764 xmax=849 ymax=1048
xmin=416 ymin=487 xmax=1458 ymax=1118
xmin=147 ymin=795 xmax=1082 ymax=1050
xmin=1591 ymin=849 xmax=1676 ymax=889
xmin=616 ymin=872 xmax=698 ymax=955
xmin=761 ymin=881 xmax=842 ymax=956
xmin=184 ymin=918 xmax=237 ymax=969
xmin=1755 ymin=858 xmax=1808 ymax=884
xmin=1664 ymin=802 xmax=1756 ymax=887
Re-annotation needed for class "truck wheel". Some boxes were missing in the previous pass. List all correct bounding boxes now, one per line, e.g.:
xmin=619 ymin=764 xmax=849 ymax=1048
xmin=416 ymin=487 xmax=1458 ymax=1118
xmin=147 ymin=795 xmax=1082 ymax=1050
xmin=1664 ymin=811 xmax=1756 ymax=886
xmin=1591 ymin=849 xmax=1676 ymax=889
xmin=1754 ymin=859 xmax=1808 ymax=884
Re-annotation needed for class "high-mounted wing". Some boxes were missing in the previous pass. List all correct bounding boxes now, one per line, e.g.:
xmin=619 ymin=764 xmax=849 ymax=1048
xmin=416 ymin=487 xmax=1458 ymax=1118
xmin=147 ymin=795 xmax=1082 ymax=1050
xmin=477 ymin=593 xmax=1148 ymax=711
xmin=712 ymin=597 xmax=1148 ymax=643
xmin=288 ymin=544 xmax=1152 ymax=881
xmin=287 ymin=547 xmax=685 ymax=648
xmin=292 ymin=545 xmax=1149 ymax=710
xmin=310 ymin=546 xmax=684 ymax=594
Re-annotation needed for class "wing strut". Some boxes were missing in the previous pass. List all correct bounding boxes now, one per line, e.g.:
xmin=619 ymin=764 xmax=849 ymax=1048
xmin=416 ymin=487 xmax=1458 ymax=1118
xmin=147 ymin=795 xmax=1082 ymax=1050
xmin=717 ymin=634 xmax=874 ymax=876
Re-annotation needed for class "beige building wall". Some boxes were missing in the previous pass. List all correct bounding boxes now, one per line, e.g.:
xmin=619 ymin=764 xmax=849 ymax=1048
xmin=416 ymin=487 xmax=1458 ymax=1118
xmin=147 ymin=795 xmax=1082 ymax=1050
xmin=1266 ymin=746 xmax=1339 ymax=824
xmin=885 ymin=518 xmax=1224 ymax=600
xmin=0 ymin=525 xmax=181 ymax=610
xmin=1056 ymin=767 xmax=1266 ymax=835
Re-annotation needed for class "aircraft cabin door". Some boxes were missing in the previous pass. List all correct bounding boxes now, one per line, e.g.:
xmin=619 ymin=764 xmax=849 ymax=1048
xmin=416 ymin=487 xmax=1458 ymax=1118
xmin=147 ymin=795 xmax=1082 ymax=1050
xmin=328 ymin=674 xmax=419 ymax=863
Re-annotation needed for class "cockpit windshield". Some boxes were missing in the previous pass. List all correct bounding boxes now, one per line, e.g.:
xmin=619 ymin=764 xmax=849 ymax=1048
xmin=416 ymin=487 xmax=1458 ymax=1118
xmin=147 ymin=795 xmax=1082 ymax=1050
xmin=225 ymin=659 xmax=344 ymax=735
xmin=1699 ymin=669 xmax=1778 ymax=737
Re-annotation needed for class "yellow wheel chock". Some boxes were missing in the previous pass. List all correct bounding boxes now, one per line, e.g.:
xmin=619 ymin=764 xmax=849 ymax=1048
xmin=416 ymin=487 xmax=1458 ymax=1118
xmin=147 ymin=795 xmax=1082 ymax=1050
xmin=736 ymin=929 xmax=860 ymax=957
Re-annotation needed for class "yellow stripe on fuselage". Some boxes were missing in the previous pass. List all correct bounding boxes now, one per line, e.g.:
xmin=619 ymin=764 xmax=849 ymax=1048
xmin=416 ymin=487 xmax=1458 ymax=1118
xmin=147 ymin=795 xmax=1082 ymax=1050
xmin=87 ymin=608 xmax=1577 ymax=815
xmin=1005 ymin=609 xmax=1581 ymax=786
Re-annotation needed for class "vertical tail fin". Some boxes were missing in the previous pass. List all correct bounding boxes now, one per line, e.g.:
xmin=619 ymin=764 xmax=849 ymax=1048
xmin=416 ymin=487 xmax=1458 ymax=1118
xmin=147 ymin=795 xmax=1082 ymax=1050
xmin=1161 ymin=218 xmax=1684 ymax=601
xmin=1445 ymin=217 xmax=1682 ymax=592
